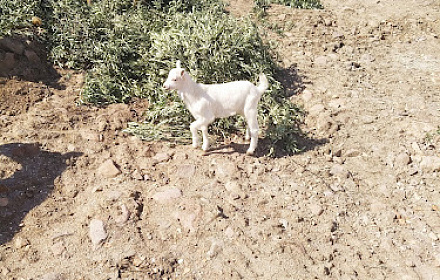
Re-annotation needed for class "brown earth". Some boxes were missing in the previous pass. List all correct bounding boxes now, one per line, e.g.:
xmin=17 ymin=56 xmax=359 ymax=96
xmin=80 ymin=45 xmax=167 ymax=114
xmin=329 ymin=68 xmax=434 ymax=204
xmin=1 ymin=0 xmax=440 ymax=279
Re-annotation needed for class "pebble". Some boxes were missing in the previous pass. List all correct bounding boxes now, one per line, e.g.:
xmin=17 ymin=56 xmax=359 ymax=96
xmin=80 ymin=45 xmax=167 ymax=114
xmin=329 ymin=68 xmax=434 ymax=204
xmin=152 ymin=152 xmax=172 ymax=164
xmin=394 ymin=152 xmax=411 ymax=167
xmin=330 ymin=164 xmax=350 ymax=179
xmin=38 ymin=273 xmax=65 ymax=280
xmin=308 ymin=103 xmax=326 ymax=116
xmin=131 ymin=169 xmax=144 ymax=180
xmin=89 ymin=219 xmax=107 ymax=247
xmin=97 ymin=159 xmax=121 ymax=178
xmin=420 ymin=156 xmax=440 ymax=172
xmin=0 ymin=197 xmax=8 ymax=207
xmin=115 ymin=204 xmax=130 ymax=225
xmin=301 ymin=89 xmax=313 ymax=102
xmin=176 ymin=164 xmax=196 ymax=178
xmin=428 ymin=232 xmax=439 ymax=241
xmin=14 ymin=236 xmax=30 ymax=249
xmin=344 ymin=149 xmax=361 ymax=157
xmin=309 ymin=203 xmax=324 ymax=216
xmin=152 ymin=187 xmax=182 ymax=203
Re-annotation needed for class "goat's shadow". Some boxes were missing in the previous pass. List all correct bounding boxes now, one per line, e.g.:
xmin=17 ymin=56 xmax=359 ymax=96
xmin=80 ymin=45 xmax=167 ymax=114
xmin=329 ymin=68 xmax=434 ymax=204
xmin=0 ymin=143 xmax=82 ymax=244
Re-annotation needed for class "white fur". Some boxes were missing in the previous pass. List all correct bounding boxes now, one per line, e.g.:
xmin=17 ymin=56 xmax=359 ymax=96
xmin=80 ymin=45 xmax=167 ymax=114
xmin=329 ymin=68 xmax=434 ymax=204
xmin=163 ymin=61 xmax=269 ymax=155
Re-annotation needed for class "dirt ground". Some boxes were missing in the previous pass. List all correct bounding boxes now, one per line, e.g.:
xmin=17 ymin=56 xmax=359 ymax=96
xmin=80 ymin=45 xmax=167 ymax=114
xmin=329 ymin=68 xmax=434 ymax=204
xmin=1 ymin=0 xmax=440 ymax=279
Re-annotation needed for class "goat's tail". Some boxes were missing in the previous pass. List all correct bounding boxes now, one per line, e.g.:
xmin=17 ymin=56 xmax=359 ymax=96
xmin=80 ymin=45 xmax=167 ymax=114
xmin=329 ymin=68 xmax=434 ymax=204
xmin=257 ymin=74 xmax=269 ymax=95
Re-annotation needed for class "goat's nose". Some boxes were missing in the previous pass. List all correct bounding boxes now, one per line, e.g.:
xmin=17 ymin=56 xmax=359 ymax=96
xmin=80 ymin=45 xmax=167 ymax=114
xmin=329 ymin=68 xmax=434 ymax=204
xmin=163 ymin=83 xmax=169 ymax=90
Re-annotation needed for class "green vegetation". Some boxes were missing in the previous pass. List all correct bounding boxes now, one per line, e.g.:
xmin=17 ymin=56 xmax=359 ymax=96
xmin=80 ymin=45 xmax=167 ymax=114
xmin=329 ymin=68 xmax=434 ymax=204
xmin=0 ymin=0 xmax=322 ymax=156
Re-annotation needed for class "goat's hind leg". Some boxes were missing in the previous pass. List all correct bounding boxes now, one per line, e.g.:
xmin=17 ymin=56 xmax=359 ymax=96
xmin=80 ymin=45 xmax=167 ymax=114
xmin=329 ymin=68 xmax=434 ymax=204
xmin=245 ymin=110 xmax=259 ymax=155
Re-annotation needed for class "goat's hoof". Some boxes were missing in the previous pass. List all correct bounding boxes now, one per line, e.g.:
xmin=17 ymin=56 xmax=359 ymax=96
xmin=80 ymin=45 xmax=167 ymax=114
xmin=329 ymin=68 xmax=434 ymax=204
xmin=246 ymin=150 xmax=255 ymax=156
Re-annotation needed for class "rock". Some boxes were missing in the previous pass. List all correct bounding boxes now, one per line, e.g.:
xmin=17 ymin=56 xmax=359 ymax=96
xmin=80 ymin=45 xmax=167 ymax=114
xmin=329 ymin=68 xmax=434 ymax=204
xmin=314 ymin=55 xmax=332 ymax=67
xmin=152 ymin=152 xmax=172 ymax=164
xmin=131 ymin=169 xmax=144 ymax=180
xmin=0 ymin=197 xmax=8 ymax=207
xmin=115 ymin=204 xmax=130 ymax=225
xmin=308 ymin=103 xmax=326 ymax=116
xmin=89 ymin=219 xmax=107 ymax=247
xmin=173 ymin=203 xmax=201 ymax=233
xmin=330 ymin=164 xmax=350 ymax=179
xmin=301 ymin=89 xmax=313 ymax=102
xmin=24 ymin=49 xmax=40 ymax=64
xmin=360 ymin=53 xmax=375 ymax=63
xmin=0 ymin=38 xmax=25 ymax=55
xmin=1 ymin=52 xmax=15 ymax=69
xmin=210 ymin=160 xmax=238 ymax=179
xmin=420 ymin=156 xmax=440 ymax=172
xmin=207 ymin=240 xmax=223 ymax=259
xmin=38 ymin=273 xmax=66 ymax=280
xmin=51 ymin=242 xmax=66 ymax=257
xmin=428 ymin=232 xmax=439 ymax=241
xmin=98 ymin=159 xmax=121 ymax=178
xmin=344 ymin=149 xmax=361 ymax=157
xmin=14 ymin=236 xmax=30 ymax=248
xmin=152 ymin=187 xmax=182 ymax=203
xmin=309 ymin=203 xmax=324 ymax=216
xmin=394 ymin=152 xmax=411 ymax=167
xmin=176 ymin=164 xmax=196 ymax=178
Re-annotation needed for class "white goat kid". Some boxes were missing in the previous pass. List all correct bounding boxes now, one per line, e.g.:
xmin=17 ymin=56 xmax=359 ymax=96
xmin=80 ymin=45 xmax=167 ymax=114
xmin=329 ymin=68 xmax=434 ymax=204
xmin=163 ymin=61 xmax=269 ymax=155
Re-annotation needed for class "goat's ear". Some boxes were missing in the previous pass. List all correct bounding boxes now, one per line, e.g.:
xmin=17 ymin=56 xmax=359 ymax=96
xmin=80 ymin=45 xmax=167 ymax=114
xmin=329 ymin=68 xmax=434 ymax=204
xmin=180 ymin=69 xmax=185 ymax=77
xmin=176 ymin=60 xmax=181 ymax=68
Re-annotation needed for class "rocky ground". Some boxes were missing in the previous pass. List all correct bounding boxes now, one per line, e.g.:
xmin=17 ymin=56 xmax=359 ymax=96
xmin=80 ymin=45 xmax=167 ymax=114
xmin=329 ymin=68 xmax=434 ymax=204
xmin=1 ymin=0 xmax=440 ymax=279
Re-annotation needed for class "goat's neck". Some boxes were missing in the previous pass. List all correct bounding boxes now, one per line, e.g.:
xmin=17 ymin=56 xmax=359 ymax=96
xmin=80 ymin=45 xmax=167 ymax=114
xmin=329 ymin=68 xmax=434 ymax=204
xmin=178 ymin=74 xmax=204 ymax=103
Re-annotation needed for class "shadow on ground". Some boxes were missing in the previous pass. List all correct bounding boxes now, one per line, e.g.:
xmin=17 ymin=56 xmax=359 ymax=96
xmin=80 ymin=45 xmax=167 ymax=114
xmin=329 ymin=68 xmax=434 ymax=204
xmin=0 ymin=143 xmax=82 ymax=244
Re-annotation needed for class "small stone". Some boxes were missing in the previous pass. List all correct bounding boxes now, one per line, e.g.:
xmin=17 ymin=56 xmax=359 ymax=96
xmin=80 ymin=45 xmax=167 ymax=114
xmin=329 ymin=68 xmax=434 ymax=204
xmin=51 ymin=242 xmax=66 ymax=257
xmin=395 ymin=153 xmax=411 ymax=167
xmin=309 ymin=203 xmax=324 ymax=216
xmin=0 ymin=197 xmax=8 ymax=207
xmin=330 ymin=164 xmax=350 ymax=179
xmin=14 ymin=236 xmax=30 ymax=249
xmin=89 ymin=219 xmax=107 ymax=247
xmin=207 ymin=240 xmax=223 ymax=259
xmin=308 ymin=103 xmax=326 ymax=116
xmin=301 ymin=89 xmax=313 ymax=102
xmin=97 ymin=159 xmax=121 ymax=178
xmin=152 ymin=187 xmax=182 ymax=203
xmin=429 ymin=232 xmax=439 ymax=241
xmin=344 ymin=149 xmax=361 ymax=157
xmin=152 ymin=152 xmax=172 ymax=164
xmin=115 ymin=204 xmax=130 ymax=225
xmin=38 ymin=273 xmax=65 ymax=280
xmin=420 ymin=156 xmax=440 ymax=172
xmin=224 ymin=226 xmax=236 ymax=239
xmin=176 ymin=164 xmax=196 ymax=178
xmin=131 ymin=169 xmax=143 ymax=180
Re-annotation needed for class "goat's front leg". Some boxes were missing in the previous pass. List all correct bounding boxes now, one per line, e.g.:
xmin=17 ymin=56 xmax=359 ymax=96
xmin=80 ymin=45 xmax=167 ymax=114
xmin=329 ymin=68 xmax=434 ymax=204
xmin=190 ymin=120 xmax=201 ymax=148
xmin=190 ymin=118 xmax=212 ymax=151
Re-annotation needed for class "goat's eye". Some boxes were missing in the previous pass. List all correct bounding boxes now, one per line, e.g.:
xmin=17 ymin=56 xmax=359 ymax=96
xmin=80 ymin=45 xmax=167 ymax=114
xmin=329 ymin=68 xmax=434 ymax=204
xmin=171 ymin=78 xmax=177 ymax=82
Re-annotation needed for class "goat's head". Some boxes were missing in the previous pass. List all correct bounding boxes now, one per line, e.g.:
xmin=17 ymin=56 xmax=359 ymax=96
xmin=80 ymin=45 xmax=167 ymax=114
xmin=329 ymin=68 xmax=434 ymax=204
xmin=163 ymin=60 xmax=185 ymax=90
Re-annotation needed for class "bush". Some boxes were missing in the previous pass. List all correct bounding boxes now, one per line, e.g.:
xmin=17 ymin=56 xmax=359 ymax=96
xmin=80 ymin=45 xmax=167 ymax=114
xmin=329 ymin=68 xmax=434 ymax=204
xmin=0 ymin=0 xmax=323 ymax=156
